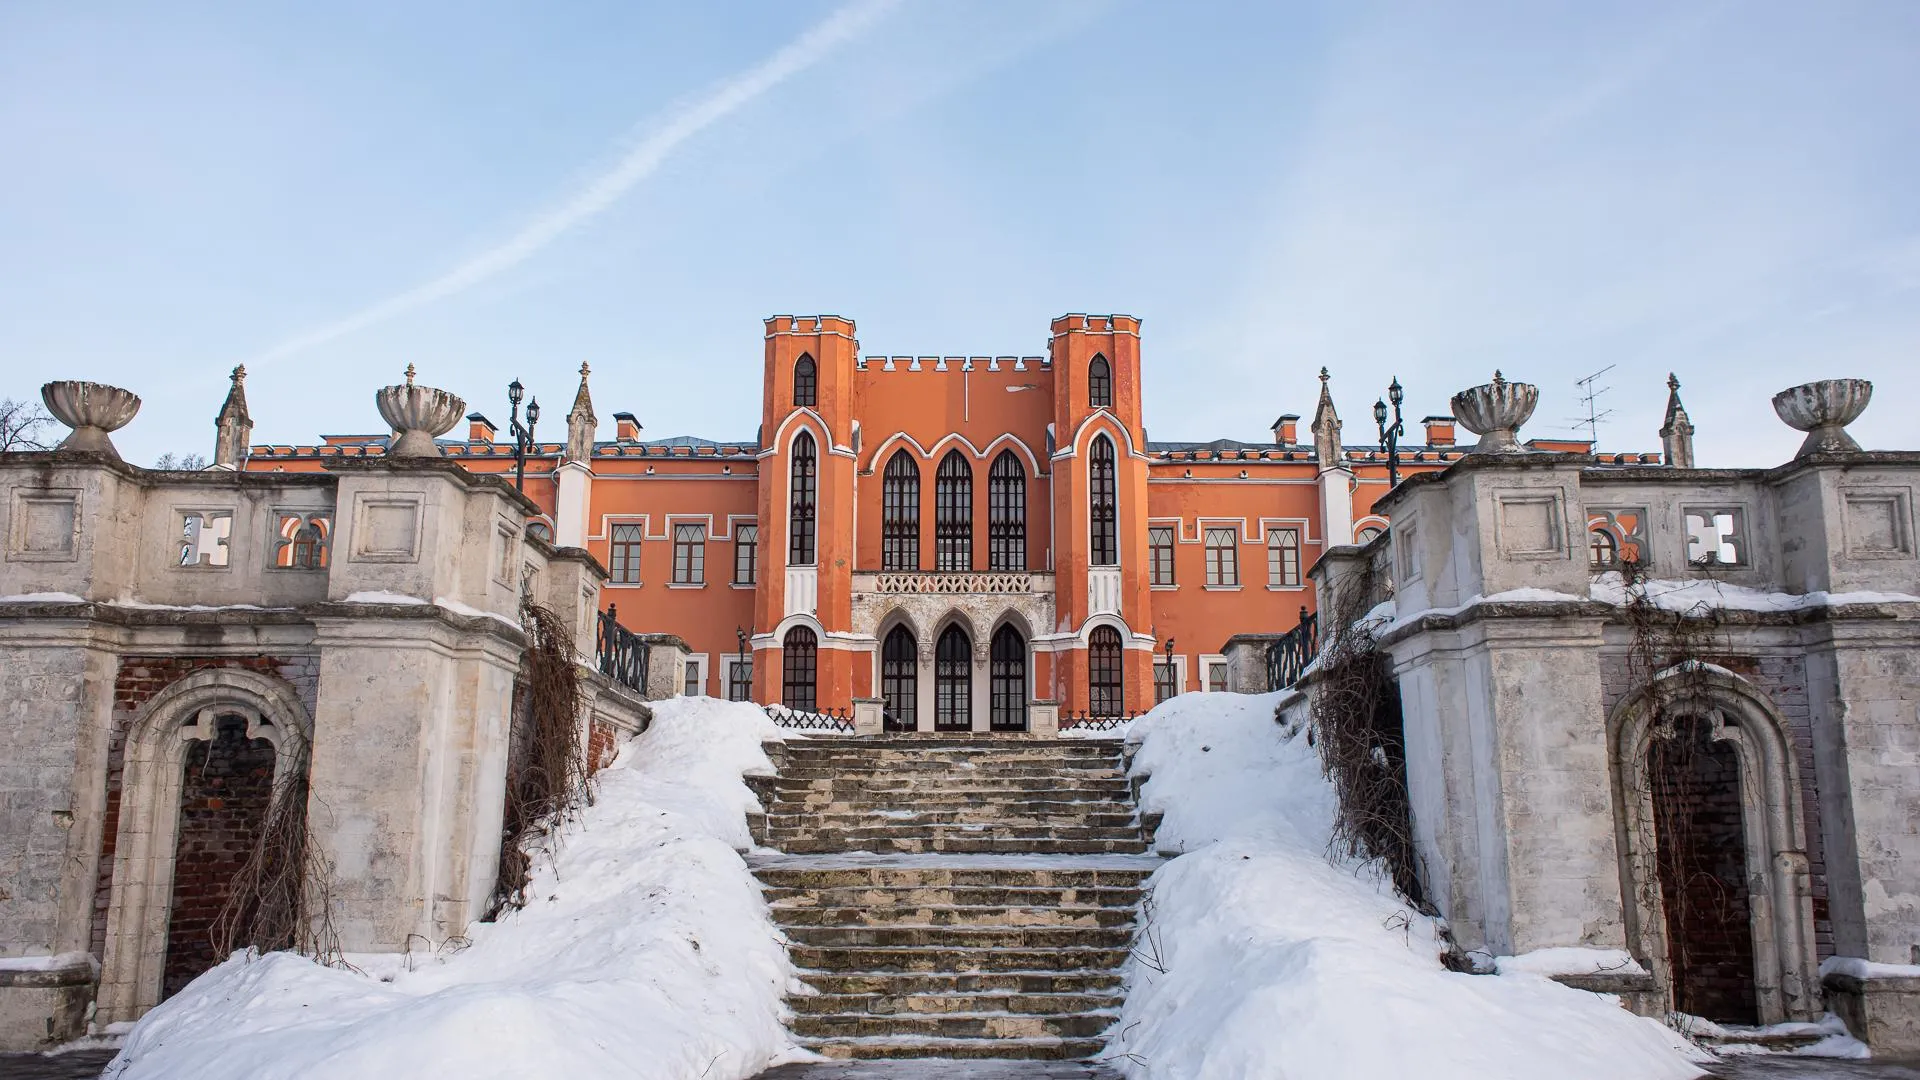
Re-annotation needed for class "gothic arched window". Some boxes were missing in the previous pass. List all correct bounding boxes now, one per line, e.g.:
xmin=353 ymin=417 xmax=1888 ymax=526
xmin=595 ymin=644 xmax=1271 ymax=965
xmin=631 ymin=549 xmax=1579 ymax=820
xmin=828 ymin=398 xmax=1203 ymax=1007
xmin=782 ymin=626 xmax=818 ymax=712
xmin=881 ymin=625 xmax=917 ymax=732
xmin=988 ymin=450 xmax=1026 ymax=572
xmin=990 ymin=624 xmax=1027 ymax=732
xmin=793 ymin=354 xmax=817 ymax=407
xmin=789 ymin=432 xmax=817 ymax=565
xmin=935 ymin=450 xmax=973 ymax=572
xmin=1089 ymin=354 xmax=1113 ymax=409
xmin=1089 ymin=435 xmax=1118 ymax=566
xmin=936 ymin=625 xmax=972 ymax=731
xmin=1088 ymin=625 xmax=1124 ymax=717
xmin=881 ymin=450 xmax=919 ymax=571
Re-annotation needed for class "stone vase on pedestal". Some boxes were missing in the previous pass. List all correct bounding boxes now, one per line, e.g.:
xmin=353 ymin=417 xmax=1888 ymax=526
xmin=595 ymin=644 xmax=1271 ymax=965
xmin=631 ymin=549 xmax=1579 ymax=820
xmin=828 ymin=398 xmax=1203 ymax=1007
xmin=375 ymin=368 xmax=465 ymax=458
xmin=40 ymin=381 xmax=142 ymax=460
xmin=1450 ymin=372 xmax=1540 ymax=453
xmin=1772 ymin=378 xmax=1872 ymax=457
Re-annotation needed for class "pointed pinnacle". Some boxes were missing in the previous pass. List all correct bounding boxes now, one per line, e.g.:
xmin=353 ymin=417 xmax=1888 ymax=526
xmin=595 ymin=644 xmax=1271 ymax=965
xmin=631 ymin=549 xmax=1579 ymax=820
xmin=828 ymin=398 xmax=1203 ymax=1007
xmin=231 ymin=364 xmax=246 ymax=383
xmin=1668 ymin=373 xmax=1681 ymax=391
xmin=404 ymin=363 xmax=417 ymax=386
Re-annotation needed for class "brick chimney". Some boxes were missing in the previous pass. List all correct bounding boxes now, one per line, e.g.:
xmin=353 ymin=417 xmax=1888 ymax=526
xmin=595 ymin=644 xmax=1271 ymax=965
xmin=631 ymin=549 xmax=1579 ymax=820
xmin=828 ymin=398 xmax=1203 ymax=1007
xmin=1422 ymin=415 xmax=1455 ymax=447
xmin=466 ymin=413 xmax=496 ymax=443
xmin=1271 ymin=414 xmax=1299 ymax=446
xmin=613 ymin=412 xmax=643 ymax=443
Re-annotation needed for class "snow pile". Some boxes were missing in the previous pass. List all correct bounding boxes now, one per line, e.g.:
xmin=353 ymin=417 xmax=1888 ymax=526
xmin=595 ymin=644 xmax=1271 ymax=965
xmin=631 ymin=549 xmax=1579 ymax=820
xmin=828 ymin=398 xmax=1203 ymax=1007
xmin=1494 ymin=947 xmax=1647 ymax=978
xmin=1106 ymin=692 xmax=1704 ymax=1080
xmin=1590 ymin=571 xmax=1920 ymax=613
xmin=105 ymin=698 xmax=800 ymax=1080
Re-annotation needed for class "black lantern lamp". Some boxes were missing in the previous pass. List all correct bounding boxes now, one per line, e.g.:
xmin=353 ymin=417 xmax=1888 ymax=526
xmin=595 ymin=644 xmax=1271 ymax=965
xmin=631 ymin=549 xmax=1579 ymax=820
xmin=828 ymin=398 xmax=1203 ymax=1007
xmin=1374 ymin=376 xmax=1406 ymax=489
xmin=508 ymin=378 xmax=541 ymax=492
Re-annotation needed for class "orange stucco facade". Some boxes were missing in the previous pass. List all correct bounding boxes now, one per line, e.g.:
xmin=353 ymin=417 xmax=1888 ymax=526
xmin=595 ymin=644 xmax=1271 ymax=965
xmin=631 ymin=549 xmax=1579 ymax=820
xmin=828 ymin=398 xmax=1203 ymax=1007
xmin=245 ymin=313 xmax=1660 ymax=726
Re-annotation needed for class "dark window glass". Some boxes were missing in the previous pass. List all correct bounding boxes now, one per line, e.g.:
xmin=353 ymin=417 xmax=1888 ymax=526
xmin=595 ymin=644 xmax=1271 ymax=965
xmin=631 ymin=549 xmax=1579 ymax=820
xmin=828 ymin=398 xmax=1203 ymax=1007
xmin=1149 ymin=525 xmax=1175 ymax=586
xmin=610 ymin=523 xmax=644 ymax=585
xmin=734 ymin=524 xmax=758 ymax=584
xmin=1089 ymin=354 xmax=1113 ymax=408
xmin=789 ymin=432 xmax=817 ymax=565
xmin=1154 ymin=659 xmax=1178 ymax=704
xmin=990 ymin=625 xmax=1027 ymax=731
xmin=935 ymin=451 xmax=972 ymax=572
xmin=1205 ymin=527 xmax=1238 ymax=586
xmin=727 ymin=657 xmax=753 ymax=702
xmin=1089 ymin=625 xmax=1124 ymax=717
xmin=781 ymin=626 xmax=817 ymax=712
xmin=793 ymin=354 xmax=817 ymax=407
xmin=935 ymin=625 xmax=971 ymax=731
xmin=882 ymin=626 xmax=917 ymax=732
xmin=881 ymin=451 xmax=920 ymax=571
xmin=672 ymin=523 xmax=705 ymax=584
xmin=987 ymin=451 xmax=1026 ymax=571
xmin=1089 ymin=436 xmax=1118 ymax=566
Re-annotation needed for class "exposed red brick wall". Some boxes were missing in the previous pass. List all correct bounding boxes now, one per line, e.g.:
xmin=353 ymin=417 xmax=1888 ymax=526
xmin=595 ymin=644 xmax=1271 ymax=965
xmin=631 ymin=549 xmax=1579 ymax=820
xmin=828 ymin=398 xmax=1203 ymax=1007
xmin=587 ymin=720 xmax=617 ymax=775
xmin=90 ymin=656 xmax=317 ymax=963
xmin=1651 ymin=716 xmax=1758 ymax=1023
xmin=162 ymin=719 xmax=276 ymax=998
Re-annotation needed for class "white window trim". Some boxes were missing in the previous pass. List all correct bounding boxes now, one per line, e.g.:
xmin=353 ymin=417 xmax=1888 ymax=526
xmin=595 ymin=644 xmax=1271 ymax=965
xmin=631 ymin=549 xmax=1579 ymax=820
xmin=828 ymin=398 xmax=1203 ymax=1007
xmin=681 ymin=653 xmax=709 ymax=697
xmin=1200 ymin=654 xmax=1229 ymax=693
xmin=1152 ymin=653 xmax=1189 ymax=700
xmin=719 ymin=655 xmax=754 ymax=701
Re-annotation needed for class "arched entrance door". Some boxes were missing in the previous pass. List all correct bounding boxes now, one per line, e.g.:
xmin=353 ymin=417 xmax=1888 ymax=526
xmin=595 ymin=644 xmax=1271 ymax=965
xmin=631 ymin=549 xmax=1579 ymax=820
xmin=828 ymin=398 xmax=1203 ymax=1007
xmin=990 ymin=625 xmax=1028 ymax=732
xmin=165 ymin=712 xmax=277 ymax=998
xmin=935 ymin=625 xmax=972 ymax=732
xmin=1650 ymin=713 xmax=1757 ymax=1023
xmin=882 ymin=626 xmax=918 ymax=732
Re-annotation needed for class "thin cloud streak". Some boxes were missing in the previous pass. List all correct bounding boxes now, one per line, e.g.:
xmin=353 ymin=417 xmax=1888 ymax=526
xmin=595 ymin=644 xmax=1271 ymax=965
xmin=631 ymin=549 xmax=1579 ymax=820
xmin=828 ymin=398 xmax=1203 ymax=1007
xmin=250 ymin=0 xmax=899 ymax=365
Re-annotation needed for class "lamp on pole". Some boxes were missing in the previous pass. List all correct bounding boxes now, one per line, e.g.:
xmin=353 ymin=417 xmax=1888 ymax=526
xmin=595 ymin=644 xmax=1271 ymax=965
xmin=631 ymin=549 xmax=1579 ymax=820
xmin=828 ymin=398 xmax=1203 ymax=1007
xmin=1373 ymin=376 xmax=1405 ymax=490
xmin=1163 ymin=635 xmax=1177 ymax=696
xmin=507 ymin=378 xmax=541 ymax=492
xmin=735 ymin=625 xmax=752 ymax=702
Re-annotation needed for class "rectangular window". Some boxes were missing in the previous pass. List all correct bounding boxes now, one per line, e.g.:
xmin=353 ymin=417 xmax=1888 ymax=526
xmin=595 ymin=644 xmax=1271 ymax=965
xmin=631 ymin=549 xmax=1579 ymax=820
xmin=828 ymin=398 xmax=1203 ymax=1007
xmin=1149 ymin=526 xmax=1176 ymax=586
xmin=1207 ymin=660 xmax=1228 ymax=693
xmin=733 ymin=524 xmax=758 ymax=584
xmin=1153 ymin=659 xmax=1178 ymax=704
xmin=609 ymin=523 xmax=643 ymax=585
xmin=1266 ymin=527 xmax=1301 ymax=587
xmin=683 ymin=659 xmax=702 ymax=697
xmin=671 ymin=523 xmax=705 ymax=584
xmin=1204 ymin=527 xmax=1239 ymax=586
xmin=726 ymin=657 xmax=753 ymax=702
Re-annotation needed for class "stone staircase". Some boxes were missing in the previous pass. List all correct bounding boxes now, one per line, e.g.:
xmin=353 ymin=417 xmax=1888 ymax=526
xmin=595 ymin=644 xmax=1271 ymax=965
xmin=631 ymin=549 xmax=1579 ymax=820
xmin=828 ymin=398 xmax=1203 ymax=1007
xmin=747 ymin=736 xmax=1158 ymax=1063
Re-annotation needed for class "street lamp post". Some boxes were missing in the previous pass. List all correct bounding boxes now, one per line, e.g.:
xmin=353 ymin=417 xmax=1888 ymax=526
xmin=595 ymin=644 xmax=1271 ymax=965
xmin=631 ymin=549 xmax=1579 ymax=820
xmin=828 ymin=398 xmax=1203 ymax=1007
xmin=1164 ymin=635 xmax=1176 ymax=696
xmin=1373 ymin=377 xmax=1405 ymax=490
xmin=735 ymin=625 xmax=752 ymax=702
xmin=507 ymin=378 xmax=541 ymax=492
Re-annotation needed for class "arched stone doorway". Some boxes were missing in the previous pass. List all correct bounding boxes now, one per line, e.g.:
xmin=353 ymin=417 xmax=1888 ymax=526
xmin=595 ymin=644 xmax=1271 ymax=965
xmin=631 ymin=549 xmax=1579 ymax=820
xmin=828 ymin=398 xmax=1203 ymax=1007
xmin=935 ymin=625 xmax=972 ymax=732
xmin=990 ymin=624 xmax=1028 ymax=732
xmin=881 ymin=625 xmax=918 ymax=732
xmin=1608 ymin=666 xmax=1820 ymax=1024
xmin=97 ymin=668 xmax=312 ymax=1025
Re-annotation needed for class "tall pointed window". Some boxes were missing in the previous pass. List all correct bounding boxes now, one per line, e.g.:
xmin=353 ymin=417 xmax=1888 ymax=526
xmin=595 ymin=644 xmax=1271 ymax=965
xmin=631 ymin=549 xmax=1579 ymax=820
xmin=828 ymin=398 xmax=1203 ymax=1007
xmin=988 ymin=451 xmax=1026 ymax=571
xmin=935 ymin=625 xmax=972 ymax=731
xmin=882 ymin=626 xmax=917 ymax=732
xmin=1089 ymin=435 xmax=1118 ymax=566
xmin=1088 ymin=625 xmax=1124 ymax=717
xmin=990 ymin=625 xmax=1027 ymax=732
xmin=793 ymin=354 xmax=817 ymax=407
xmin=789 ymin=432 xmax=817 ymax=565
xmin=781 ymin=626 xmax=817 ymax=712
xmin=881 ymin=451 xmax=920 ymax=571
xmin=935 ymin=450 xmax=973 ymax=572
xmin=1088 ymin=354 xmax=1113 ymax=408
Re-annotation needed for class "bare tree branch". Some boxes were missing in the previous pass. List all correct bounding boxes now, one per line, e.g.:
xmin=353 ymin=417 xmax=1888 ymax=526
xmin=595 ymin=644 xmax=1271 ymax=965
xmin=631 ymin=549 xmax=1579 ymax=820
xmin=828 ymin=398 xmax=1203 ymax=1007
xmin=0 ymin=397 xmax=55 ymax=451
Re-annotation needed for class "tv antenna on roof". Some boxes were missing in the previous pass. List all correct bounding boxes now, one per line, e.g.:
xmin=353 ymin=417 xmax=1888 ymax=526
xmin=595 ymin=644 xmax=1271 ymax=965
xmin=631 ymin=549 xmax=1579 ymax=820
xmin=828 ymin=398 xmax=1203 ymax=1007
xmin=1569 ymin=364 xmax=1616 ymax=446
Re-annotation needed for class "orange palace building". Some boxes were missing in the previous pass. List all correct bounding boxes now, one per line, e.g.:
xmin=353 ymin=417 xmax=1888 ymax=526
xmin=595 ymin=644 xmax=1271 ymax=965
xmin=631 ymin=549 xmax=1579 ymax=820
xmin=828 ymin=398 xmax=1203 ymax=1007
xmin=246 ymin=314 xmax=1657 ymax=729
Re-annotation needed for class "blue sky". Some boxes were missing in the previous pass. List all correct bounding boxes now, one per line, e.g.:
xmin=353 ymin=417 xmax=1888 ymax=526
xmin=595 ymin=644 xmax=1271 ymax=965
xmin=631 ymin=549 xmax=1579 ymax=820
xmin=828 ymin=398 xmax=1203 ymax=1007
xmin=3 ymin=1 xmax=1916 ymax=467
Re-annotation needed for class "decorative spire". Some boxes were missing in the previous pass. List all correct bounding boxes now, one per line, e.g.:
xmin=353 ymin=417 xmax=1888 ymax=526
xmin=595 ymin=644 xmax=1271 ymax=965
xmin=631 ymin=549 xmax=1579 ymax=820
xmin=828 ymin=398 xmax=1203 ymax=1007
xmin=1311 ymin=366 xmax=1343 ymax=470
xmin=1660 ymin=372 xmax=1695 ymax=468
xmin=212 ymin=364 xmax=253 ymax=470
xmin=564 ymin=361 xmax=599 ymax=463
xmin=404 ymin=363 xmax=417 ymax=387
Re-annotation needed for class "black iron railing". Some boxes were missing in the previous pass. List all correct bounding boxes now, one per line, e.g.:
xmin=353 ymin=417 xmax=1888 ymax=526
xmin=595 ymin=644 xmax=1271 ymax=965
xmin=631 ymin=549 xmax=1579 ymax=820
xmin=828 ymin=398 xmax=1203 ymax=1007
xmin=1266 ymin=606 xmax=1320 ymax=690
xmin=596 ymin=604 xmax=650 ymax=695
xmin=1058 ymin=711 xmax=1137 ymax=733
xmin=765 ymin=705 xmax=856 ymax=733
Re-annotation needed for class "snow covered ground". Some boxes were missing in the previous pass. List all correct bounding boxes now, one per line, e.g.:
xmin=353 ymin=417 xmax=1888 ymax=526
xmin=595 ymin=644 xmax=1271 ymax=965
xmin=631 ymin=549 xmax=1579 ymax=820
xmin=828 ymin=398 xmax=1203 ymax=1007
xmin=103 ymin=698 xmax=801 ymax=1080
xmin=1101 ymin=691 xmax=1709 ymax=1080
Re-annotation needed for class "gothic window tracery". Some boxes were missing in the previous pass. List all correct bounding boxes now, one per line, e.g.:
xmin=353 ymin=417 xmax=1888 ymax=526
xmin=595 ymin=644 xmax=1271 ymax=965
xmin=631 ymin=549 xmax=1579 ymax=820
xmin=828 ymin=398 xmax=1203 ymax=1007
xmin=1089 ymin=436 xmax=1118 ymax=566
xmin=935 ymin=451 xmax=972 ymax=572
xmin=988 ymin=451 xmax=1026 ymax=571
xmin=789 ymin=432 xmax=817 ymax=565
xmin=882 ymin=451 xmax=920 ymax=571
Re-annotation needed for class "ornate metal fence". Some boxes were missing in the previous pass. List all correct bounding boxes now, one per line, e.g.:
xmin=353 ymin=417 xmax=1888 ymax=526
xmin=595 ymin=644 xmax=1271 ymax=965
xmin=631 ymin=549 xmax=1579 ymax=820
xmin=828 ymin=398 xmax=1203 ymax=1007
xmin=1266 ymin=606 xmax=1321 ymax=690
xmin=595 ymin=604 xmax=649 ymax=695
xmin=1058 ymin=711 xmax=1137 ymax=733
xmin=765 ymin=705 xmax=856 ymax=733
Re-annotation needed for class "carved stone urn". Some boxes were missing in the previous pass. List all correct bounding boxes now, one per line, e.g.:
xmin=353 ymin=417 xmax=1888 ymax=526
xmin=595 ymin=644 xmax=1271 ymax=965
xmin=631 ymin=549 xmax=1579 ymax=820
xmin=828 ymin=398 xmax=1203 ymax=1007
xmin=375 ymin=365 xmax=465 ymax=458
xmin=40 ymin=380 xmax=142 ymax=460
xmin=1772 ymin=378 xmax=1872 ymax=457
xmin=1450 ymin=371 xmax=1539 ymax=453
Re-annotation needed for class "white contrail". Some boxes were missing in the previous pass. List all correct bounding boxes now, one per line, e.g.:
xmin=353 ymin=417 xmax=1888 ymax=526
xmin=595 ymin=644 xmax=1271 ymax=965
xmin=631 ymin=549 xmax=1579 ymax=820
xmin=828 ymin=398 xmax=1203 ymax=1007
xmin=252 ymin=0 xmax=899 ymax=364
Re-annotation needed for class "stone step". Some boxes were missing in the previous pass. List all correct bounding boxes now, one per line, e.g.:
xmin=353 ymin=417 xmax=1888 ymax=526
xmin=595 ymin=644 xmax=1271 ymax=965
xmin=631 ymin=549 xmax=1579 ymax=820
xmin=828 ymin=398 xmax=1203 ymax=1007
xmin=763 ymin=773 xmax=1133 ymax=790
xmin=762 ymin=800 xmax=1137 ymax=818
xmin=777 ymin=761 xmax=1125 ymax=777
xmin=789 ymin=1010 xmax=1117 ymax=1041
xmin=771 ymin=905 xmax=1137 ymax=929
xmin=762 ymin=809 xmax=1141 ymax=829
xmin=763 ymin=825 xmax=1145 ymax=844
xmin=761 ymin=884 xmax=1145 ymax=909
xmin=788 ymin=990 xmax=1125 ymax=1017
xmin=787 ymin=945 xmax=1132 ymax=973
xmin=753 ymin=866 xmax=1154 ymax=889
xmin=794 ymin=970 xmax=1126 ymax=997
xmin=782 ymin=925 xmax=1137 ymax=950
xmin=799 ymin=1035 xmax=1109 ymax=1061
xmin=772 ymin=837 xmax=1151 ymax=855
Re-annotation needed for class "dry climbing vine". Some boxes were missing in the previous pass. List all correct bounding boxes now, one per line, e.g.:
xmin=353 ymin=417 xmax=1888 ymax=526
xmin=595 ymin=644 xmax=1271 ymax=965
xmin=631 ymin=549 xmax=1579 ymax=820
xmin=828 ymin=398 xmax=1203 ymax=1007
xmin=488 ymin=599 xmax=592 ymax=918
xmin=210 ymin=724 xmax=342 ymax=967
